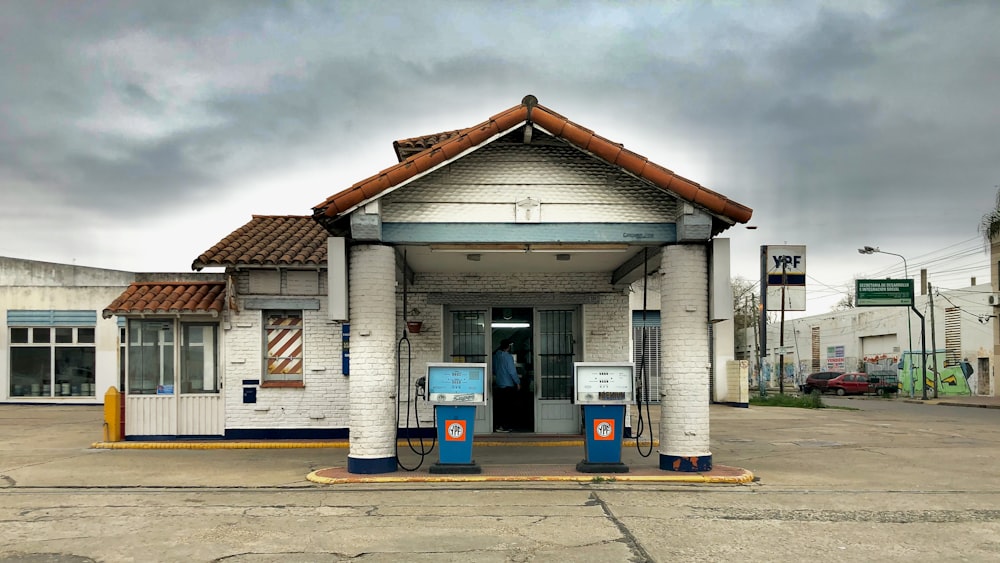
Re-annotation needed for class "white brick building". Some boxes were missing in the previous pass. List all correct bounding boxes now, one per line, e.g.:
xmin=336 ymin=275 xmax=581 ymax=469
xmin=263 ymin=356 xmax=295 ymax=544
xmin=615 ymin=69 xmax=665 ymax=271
xmin=108 ymin=96 xmax=753 ymax=475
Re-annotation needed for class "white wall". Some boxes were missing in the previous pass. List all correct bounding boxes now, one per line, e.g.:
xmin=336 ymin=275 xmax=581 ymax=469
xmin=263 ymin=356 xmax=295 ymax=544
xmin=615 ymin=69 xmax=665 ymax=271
xmin=0 ymin=257 xmax=136 ymax=404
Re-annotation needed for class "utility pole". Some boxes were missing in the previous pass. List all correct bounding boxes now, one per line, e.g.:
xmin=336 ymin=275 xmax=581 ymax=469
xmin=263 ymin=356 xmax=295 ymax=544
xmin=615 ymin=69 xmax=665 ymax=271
xmin=928 ymin=282 xmax=939 ymax=399
xmin=778 ymin=259 xmax=788 ymax=395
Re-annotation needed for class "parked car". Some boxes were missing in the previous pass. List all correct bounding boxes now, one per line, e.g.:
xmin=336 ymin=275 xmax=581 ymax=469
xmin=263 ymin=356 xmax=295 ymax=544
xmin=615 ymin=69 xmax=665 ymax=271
xmin=826 ymin=372 xmax=871 ymax=396
xmin=867 ymin=372 xmax=900 ymax=396
xmin=800 ymin=371 xmax=841 ymax=394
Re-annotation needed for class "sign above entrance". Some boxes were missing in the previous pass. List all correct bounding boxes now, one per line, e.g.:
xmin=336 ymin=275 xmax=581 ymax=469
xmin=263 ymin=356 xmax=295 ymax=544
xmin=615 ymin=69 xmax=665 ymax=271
xmin=855 ymin=279 xmax=914 ymax=307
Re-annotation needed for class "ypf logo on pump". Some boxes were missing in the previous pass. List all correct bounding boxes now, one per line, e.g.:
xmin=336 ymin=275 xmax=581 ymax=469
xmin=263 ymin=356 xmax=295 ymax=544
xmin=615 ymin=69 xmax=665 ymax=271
xmin=445 ymin=420 xmax=467 ymax=441
xmin=593 ymin=419 xmax=615 ymax=441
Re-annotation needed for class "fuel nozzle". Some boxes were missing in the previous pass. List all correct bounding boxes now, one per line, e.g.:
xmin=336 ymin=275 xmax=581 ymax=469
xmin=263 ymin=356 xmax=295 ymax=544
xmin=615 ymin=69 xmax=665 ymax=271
xmin=415 ymin=376 xmax=426 ymax=399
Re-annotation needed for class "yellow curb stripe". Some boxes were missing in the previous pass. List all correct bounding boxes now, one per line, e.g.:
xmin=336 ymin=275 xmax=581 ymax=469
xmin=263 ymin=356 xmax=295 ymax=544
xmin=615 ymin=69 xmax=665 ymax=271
xmin=91 ymin=439 xmax=659 ymax=450
xmin=91 ymin=441 xmax=350 ymax=450
xmin=305 ymin=468 xmax=754 ymax=485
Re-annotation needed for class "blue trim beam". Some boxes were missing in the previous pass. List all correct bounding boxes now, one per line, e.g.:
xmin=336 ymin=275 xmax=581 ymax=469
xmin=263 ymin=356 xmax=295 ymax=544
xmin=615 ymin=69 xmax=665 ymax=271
xmin=383 ymin=223 xmax=676 ymax=244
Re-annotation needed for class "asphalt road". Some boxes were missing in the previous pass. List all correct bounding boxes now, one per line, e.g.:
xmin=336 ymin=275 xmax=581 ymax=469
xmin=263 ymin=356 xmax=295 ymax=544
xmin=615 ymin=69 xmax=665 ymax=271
xmin=2 ymin=398 xmax=999 ymax=562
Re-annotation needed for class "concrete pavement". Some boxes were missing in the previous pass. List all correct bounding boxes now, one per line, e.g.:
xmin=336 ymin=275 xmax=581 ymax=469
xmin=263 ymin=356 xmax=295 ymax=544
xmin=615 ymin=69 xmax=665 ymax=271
xmin=4 ymin=397 xmax=1000 ymax=562
xmin=56 ymin=392 xmax=1000 ymax=486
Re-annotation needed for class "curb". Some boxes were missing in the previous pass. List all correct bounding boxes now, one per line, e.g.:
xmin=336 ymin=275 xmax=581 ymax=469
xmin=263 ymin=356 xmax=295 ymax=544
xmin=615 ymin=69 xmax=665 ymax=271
xmin=901 ymin=399 xmax=1000 ymax=409
xmin=306 ymin=465 xmax=754 ymax=485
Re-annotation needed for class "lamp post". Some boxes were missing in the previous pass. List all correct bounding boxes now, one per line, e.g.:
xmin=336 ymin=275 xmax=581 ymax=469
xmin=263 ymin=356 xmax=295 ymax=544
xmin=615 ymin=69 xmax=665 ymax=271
xmin=858 ymin=245 xmax=918 ymax=398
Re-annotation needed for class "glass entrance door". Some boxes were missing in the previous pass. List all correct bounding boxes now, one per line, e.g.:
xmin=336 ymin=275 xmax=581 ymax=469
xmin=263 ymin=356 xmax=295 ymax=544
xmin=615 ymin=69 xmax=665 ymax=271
xmin=447 ymin=306 xmax=579 ymax=434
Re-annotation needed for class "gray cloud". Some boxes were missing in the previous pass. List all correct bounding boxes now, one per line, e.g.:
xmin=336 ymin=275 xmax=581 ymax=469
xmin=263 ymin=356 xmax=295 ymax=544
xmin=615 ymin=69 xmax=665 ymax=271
xmin=0 ymin=0 xmax=996 ymax=301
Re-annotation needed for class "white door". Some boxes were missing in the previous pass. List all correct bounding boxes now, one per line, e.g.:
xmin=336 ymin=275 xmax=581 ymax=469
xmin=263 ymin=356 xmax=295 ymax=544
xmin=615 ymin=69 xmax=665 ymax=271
xmin=177 ymin=324 xmax=224 ymax=436
xmin=125 ymin=319 xmax=177 ymax=436
xmin=534 ymin=308 xmax=580 ymax=434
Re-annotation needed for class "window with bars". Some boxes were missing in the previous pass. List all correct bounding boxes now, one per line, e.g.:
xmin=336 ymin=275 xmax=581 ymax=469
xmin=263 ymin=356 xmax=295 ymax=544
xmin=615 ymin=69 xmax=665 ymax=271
xmin=538 ymin=310 xmax=574 ymax=400
xmin=449 ymin=310 xmax=486 ymax=364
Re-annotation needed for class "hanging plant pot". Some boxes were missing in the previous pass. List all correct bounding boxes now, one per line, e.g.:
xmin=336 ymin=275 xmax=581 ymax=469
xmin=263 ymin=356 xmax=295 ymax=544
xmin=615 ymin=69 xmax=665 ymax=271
xmin=406 ymin=321 xmax=423 ymax=334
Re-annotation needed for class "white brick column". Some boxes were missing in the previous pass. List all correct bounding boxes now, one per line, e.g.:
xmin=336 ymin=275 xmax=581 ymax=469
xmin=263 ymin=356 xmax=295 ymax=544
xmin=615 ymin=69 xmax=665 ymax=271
xmin=658 ymin=244 xmax=712 ymax=471
xmin=347 ymin=244 xmax=398 ymax=474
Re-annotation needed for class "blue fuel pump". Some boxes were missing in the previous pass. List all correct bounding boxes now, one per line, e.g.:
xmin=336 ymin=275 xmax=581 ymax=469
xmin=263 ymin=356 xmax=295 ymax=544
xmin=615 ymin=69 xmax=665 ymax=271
xmin=425 ymin=363 xmax=488 ymax=474
xmin=573 ymin=362 xmax=636 ymax=473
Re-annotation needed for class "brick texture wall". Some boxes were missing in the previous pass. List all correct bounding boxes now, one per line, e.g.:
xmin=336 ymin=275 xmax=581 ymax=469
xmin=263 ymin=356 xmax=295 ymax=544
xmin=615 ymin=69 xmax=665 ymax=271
xmin=658 ymin=244 xmax=712 ymax=458
xmin=347 ymin=244 xmax=397 ymax=460
xmin=223 ymin=269 xmax=348 ymax=431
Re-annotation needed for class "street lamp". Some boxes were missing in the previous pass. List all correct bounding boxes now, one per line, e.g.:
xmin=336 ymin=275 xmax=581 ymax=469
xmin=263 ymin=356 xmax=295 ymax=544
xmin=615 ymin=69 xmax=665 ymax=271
xmin=858 ymin=245 xmax=918 ymax=398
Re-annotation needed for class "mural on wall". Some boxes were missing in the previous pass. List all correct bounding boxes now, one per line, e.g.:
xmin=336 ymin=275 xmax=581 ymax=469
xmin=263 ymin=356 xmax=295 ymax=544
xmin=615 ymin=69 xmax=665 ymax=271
xmin=899 ymin=351 xmax=973 ymax=396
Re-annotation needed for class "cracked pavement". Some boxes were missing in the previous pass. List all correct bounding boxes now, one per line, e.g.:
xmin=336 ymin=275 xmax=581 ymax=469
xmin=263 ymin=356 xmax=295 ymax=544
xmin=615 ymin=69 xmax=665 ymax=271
xmin=2 ymin=398 xmax=999 ymax=562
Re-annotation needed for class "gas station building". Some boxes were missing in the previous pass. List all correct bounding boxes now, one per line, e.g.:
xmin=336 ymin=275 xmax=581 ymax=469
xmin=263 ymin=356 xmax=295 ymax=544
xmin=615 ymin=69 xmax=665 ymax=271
xmin=104 ymin=96 xmax=753 ymax=474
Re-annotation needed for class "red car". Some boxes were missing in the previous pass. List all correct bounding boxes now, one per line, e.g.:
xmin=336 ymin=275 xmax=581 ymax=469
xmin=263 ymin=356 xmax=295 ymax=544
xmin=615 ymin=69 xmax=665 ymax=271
xmin=800 ymin=371 xmax=840 ymax=394
xmin=826 ymin=372 xmax=871 ymax=396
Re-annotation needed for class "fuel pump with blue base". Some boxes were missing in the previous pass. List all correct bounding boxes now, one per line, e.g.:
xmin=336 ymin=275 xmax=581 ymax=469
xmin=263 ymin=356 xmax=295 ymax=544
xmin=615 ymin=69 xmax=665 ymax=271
xmin=425 ymin=362 xmax=487 ymax=474
xmin=574 ymin=362 xmax=636 ymax=473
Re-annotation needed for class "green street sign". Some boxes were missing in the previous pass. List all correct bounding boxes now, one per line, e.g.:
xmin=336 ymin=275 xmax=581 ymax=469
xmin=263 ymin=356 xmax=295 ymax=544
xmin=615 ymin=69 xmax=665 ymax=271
xmin=856 ymin=279 xmax=914 ymax=307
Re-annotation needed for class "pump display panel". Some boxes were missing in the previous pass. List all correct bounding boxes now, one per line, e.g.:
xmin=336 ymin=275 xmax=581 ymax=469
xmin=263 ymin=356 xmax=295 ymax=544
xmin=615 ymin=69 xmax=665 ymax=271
xmin=425 ymin=363 xmax=488 ymax=405
xmin=574 ymin=362 xmax=636 ymax=405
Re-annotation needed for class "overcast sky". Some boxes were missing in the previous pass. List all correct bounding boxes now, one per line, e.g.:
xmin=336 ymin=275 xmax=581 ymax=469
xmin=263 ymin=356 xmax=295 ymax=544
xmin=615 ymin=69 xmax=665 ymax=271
xmin=1 ymin=0 xmax=996 ymax=315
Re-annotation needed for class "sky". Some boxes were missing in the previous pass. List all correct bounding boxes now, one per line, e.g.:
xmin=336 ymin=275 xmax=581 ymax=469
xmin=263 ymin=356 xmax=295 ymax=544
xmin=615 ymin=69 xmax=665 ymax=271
xmin=1 ymin=0 xmax=997 ymax=316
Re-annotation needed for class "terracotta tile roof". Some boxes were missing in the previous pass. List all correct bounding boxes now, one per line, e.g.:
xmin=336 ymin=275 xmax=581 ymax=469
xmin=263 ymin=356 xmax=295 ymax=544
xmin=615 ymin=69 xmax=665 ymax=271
xmin=192 ymin=215 xmax=327 ymax=270
xmin=313 ymin=95 xmax=752 ymax=226
xmin=393 ymin=130 xmax=463 ymax=162
xmin=102 ymin=282 xmax=226 ymax=318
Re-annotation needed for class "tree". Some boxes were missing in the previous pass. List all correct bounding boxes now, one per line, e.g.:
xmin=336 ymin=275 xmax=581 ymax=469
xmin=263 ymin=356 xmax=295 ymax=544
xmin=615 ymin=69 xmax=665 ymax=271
xmin=980 ymin=187 xmax=1000 ymax=247
xmin=832 ymin=277 xmax=860 ymax=311
xmin=732 ymin=276 xmax=760 ymax=358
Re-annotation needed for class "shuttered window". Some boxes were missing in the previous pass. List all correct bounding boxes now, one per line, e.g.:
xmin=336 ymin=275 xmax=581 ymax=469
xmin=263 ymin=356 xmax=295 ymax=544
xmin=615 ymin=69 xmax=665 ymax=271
xmin=264 ymin=310 xmax=303 ymax=381
xmin=632 ymin=311 xmax=661 ymax=403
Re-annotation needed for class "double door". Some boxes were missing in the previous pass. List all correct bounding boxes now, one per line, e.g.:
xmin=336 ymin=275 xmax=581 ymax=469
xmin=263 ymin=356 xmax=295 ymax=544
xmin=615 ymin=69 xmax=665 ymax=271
xmin=447 ymin=306 xmax=580 ymax=434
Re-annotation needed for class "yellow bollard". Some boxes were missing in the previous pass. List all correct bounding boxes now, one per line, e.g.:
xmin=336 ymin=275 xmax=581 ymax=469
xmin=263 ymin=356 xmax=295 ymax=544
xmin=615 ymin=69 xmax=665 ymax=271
xmin=103 ymin=387 xmax=122 ymax=442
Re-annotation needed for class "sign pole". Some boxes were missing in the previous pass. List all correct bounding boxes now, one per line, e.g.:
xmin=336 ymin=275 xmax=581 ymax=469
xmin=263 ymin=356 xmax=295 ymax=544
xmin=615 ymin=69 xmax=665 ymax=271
xmin=855 ymin=279 xmax=919 ymax=397
xmin=759 ymin=245 xmax=768 ymax=397
xmin=778 ymin=260 xmax=787 ymax=395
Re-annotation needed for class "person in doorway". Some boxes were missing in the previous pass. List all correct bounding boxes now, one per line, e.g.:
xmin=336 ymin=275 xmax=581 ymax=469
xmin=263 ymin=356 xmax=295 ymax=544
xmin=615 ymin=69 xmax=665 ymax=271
xmin=492 ymin=339 xmax=521 ymax=432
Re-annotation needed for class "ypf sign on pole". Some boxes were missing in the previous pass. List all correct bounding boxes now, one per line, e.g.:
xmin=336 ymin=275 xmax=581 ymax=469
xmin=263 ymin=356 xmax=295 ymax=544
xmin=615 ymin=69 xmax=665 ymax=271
xmin=764 ymin=245 xmax=806 ymax=311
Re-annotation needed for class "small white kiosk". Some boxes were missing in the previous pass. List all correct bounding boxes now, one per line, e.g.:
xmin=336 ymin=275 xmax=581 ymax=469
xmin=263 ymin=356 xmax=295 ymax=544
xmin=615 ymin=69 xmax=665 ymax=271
xmin=574 ymin=362 xmax=636 ymax=473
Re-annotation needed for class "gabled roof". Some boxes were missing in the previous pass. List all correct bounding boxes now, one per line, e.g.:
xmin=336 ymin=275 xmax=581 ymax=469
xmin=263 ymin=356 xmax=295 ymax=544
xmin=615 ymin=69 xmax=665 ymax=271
xmin=313 ymin=95 xmax=752 ymax=226
xmin=102 ymin=282 xmax=226 ymax=318
xmin=192 ymin=215 xmax=327 ymax=271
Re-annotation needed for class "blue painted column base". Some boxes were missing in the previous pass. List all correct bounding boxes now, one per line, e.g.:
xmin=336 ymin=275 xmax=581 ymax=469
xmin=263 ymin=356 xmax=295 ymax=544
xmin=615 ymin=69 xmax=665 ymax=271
xmin=348 ymin=455 xmax=398 ymax=474
xmin=659 ymin=453 xmax=713 ymax=472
